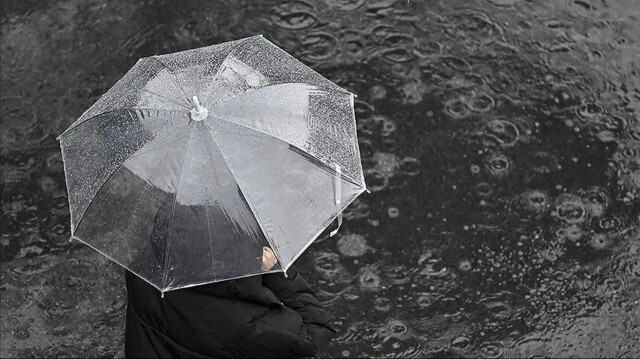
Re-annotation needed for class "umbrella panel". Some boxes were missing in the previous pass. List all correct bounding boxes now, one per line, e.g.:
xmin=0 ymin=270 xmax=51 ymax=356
xmin=210 ymin=118 xmax=365 ymax=268
xmin=60 ymin=109 xmax=190 ymax=233
xmin=74 ymin=122 xmax=271 ymax=290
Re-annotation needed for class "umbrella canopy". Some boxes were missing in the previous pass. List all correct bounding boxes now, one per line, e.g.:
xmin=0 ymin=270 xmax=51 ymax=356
xmin=58 ymin=35 xmax=367 ymax=292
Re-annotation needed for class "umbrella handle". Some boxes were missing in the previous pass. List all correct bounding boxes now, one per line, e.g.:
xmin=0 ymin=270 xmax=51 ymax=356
xmin=330 ymin=164 xmax=342 ymax=237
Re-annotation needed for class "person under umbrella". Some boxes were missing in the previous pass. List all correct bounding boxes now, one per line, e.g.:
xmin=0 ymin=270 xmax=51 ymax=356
xmin=58 ymin=36 xmax=367 ymax=358
xmin=125 ymin=243 xmax=338 ymax=358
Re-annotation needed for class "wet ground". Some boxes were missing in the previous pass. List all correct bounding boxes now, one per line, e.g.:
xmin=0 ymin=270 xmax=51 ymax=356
xmin=1 ymin=0 xmax=640 ymax=357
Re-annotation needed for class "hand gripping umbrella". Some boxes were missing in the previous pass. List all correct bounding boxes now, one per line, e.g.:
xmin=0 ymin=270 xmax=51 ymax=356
xmin=58 ymin=35 xmax=367 ymax=293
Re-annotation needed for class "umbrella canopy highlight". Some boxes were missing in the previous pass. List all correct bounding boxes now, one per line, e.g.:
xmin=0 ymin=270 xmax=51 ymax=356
xmin=58 ymin=35 xmax=367 ymax=292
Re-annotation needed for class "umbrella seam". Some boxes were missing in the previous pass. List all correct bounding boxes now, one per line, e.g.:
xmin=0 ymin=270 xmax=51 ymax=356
xmin=201 ymin=36 xmax=260 ymax=105
xmin=60 ymin=56 xmax=193 ymax=138
xmin=201 ymin=120 xmax=287 ymax=271
xmin=206 ymin=114 xmax=364 ymax=188
xmin=161 ymin=126 xmax=198 ymax=291
xmin=283 ymin=186 xmax=367 ymax=272
xmin=349 ymin=94 xmax=369 ymax=191
xmin=141 ymin=87 xmax=191 ymax=110
xmin=204 ymin=203 xmax=216 ymax=280
xmin=70 ymin=112 xmax=191 ymax=233
xmin=148 ymin=56 xmax=194 ymax=107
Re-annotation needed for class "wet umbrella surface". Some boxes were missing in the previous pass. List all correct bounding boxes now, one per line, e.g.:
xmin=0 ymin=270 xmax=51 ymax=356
xmin=1 ymin=0 xmax=640 ymax=358
xmin=57 ymin=35 xmax=366 ymax=292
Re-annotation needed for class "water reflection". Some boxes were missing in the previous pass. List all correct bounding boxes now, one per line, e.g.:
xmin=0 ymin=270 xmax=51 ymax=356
xmin=2 ymin=0 xmax=640 ymax=357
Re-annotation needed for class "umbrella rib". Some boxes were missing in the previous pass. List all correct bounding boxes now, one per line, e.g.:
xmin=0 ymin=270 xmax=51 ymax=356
xmin=70 ymin=119 xmax=192 ymax=234
xmin=58 ymin=108 xmax=182 ymax=139
xmin=207 ymin=114 xmax=364 ymax=188
xmin=141 ymin=88 xmax=191 ymax=110
xmin=125 ymin=123 xmax=193 ymax=161
xmin=161 ymin=127 xmax=198 ymax=290
xmin=201 ymin=36 xmax=259 ymax=105
xmin=149 ymin=57 xmax=194 ymax=107
xmin=204 ymin=204 xmax=216 ymax=279
xmin=201 ymin=120 xmax=287 ymax=271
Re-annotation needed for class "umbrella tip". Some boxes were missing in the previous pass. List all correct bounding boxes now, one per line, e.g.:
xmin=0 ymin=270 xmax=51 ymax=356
xmin=190 ymin=96 xmax=208 ymax=121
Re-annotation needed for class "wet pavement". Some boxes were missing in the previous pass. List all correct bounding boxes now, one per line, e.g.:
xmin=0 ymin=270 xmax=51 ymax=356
xmin=1 ymin=0 xmax=640 ymax=357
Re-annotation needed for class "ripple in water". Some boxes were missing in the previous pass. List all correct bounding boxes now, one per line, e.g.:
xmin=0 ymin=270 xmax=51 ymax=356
xmin=468 ymin=93 xmax=495 ymax=113
xmin=580 ymin=187 xmax=609 ymax=217
xmin=552 ymin=194 xmax=590 ymax=224
xmin=477 ymin=341 xmax=504 ymax=358
xmin=300 ymin=32 xmax=339 ymax=62
xmin=337 ymin=233 xmax=372 ymax=257
xmin=484 ymin=152 xmax=512 ymax=177
xmin=272 ymin=6 xmax=317 ymax=29
xmin=588 ymin=233 xmax=610 ymax=250
xmin=530 ymin=151 xmax=560 ymax=174
xmin=374 ymin=297 xmax=391 ymax=311
xmin=597 ymin=216 xmax=623 ymax=233
xmin=329 ymin=0 xmax=366 ymax=11
xmin=313 ymin=251 xmax=343 ymax=279
xmin=445 ymin=97 xmax=471 ymax=118
xmin=481 ymin=120 xmax=520 ymax=148
xmin=377 ymin=319 xmax=412 ymax=342
xmin=380 ymin=48 xmax=414 ymax=63
xmin=359 ymin=267 xmax=382 ymax=292
xmin=512 ymin=190 xmax=550 ymax=216
xmin=450 ymin=335 xmax=472 ymax=351
xmin=382 ymin=265 xmax=413 ymax=285
xmin=575 ymin=102 xmax=605 ymax=120
xmin=364 ymin=169 xmax=389 ymax=192
xmin=556 ymin=224 xmax=584 ymax=242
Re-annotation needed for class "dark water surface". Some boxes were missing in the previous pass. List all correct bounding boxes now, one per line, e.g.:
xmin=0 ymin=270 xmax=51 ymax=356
xmin=2 ymin=0 xmax=640 ymax=357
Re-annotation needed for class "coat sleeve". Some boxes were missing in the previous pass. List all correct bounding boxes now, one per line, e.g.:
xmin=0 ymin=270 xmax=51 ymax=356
xmin=262 ymin=266 xmax=338 ymax=352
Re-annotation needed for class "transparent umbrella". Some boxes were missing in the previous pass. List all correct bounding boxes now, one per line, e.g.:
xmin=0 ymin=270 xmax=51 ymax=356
xmin=58 ymin=35 xmax=367 ymax=293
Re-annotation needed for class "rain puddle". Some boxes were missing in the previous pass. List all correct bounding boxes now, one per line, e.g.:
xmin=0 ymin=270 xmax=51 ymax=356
xmin=1 ymin=0 xmax=639 ymax=357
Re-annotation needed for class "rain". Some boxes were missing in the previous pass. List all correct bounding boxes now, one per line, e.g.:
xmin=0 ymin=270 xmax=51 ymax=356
xmin=1 ymin=0 xmax=639 ymax=357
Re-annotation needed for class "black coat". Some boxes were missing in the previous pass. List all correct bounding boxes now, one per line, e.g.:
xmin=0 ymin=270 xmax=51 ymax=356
xmin=124 ymin=267 xmax=337 ymax=358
